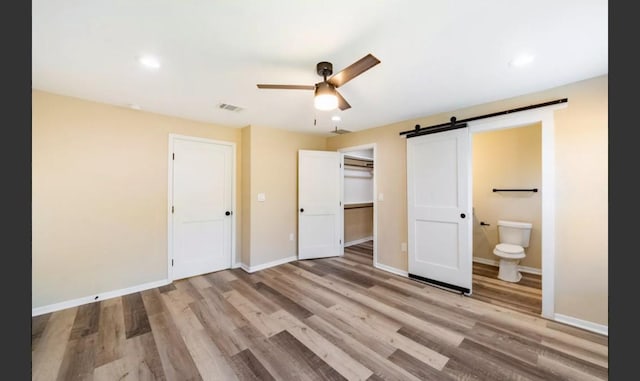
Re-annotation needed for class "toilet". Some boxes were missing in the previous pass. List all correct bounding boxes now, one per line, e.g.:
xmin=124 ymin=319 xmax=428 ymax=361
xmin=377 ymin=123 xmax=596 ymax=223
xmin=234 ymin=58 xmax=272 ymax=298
xmin=493 ymin=220 xmax=532 ymax=282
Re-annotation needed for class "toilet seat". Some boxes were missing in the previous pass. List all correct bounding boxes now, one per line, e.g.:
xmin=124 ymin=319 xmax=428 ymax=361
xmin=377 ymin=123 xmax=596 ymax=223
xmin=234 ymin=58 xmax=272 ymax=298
xmin=493 ymin=243 xmax=525 ymax=259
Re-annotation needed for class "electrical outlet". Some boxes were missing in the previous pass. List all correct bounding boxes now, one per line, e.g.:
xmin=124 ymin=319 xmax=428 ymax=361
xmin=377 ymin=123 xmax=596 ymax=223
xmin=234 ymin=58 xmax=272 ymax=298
xmin=257 ymin=193 xmax=266 ymax=202
xmin=289 ymin=233 xmax=294 ymax=241
xmin=401 ymin=242 xmax=407 ymax=252
xmin=378 ymin=193 xmax=384 ymax=201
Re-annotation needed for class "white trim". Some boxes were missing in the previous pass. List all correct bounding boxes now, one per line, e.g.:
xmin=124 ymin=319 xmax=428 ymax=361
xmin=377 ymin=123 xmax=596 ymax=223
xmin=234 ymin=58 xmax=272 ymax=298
xmin=473 ymin=257 xmax=542 ymax=275
xmin=32 ymin=279 xmax=170 ymax=316
xmin=168 ymin=134 xmax=237 ymax=282
xmin=345 ymin=236 xmax=374 ymax=247
xmin=468 ymin=102 xmax=566 ymax=319
xmin=232 ymin=262 xmax=242 ymax=269
xmin=168 ymin=135 xmax=174 ymax=280
xmin=374 ymin=262 xmax=409 ymax=277
xmin=338 ymin=143 xmax=378 ymax=270
xmin=230 ymin=141 xmax=237 ymax=277
xmin=554 ymin=313 xmax=608 ymax=336
xmin=540 ymin=113 xmax=556 ymax=319
xmin=240 ymin=256 xmax=297 ymax=273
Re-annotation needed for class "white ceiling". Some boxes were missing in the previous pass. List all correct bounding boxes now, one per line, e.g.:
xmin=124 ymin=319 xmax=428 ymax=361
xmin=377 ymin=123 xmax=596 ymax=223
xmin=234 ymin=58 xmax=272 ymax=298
xmin=32 ymin=0 xmax=608 ymax=135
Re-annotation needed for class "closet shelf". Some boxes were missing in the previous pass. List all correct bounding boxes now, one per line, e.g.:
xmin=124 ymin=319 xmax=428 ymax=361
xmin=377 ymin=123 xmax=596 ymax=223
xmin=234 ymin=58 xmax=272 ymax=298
xmin=344 ymin=154 xmax=373 ymax=161
xmin=344 ymin=202 xmax=374 ymax=209
xmin=344 ymin=163 xmax=373 ymax=169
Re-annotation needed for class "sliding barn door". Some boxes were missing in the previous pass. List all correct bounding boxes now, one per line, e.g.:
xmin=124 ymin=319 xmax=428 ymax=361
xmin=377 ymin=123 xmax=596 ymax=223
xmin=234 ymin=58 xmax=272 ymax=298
xmin=298 ymin=150 xmax=343 ymax=260
xmin=407 ymin=128 xmax=471 ymax=294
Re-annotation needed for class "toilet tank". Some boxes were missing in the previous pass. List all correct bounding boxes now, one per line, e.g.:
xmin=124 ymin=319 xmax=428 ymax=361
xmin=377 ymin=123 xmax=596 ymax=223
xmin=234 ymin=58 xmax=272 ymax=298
xmin=497 ymin=220 xmax=532 ymax=247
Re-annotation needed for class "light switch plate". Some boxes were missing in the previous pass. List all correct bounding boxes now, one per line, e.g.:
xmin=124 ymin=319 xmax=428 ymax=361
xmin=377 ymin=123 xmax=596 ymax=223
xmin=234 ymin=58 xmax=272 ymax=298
xmin=257 ymin=193 xmax=266 ymax=202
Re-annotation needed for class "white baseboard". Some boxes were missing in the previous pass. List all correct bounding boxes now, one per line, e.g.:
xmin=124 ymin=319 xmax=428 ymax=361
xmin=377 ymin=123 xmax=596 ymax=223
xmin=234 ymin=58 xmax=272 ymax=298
xmin=345 ymin=236 xmax=374 ymax=247
xmin=32 ymin=278 xmax=171 ymax=317
xmin=374 ymin=261 xmax=408 ymax=277
xmin=240 ymin=256 xmax=297 ymax=273
xmin=554 ymin=313 xmax=608 ymax=336
xmin=473 ymin=257 xmax=542 ymax=275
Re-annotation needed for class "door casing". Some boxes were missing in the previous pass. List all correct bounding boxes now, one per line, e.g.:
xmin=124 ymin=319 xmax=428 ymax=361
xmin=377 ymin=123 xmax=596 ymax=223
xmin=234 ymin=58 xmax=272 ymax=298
xmin=468 ymin=103 xmax=565 ymax=318
xmin=338 ymin=143 xmax=378 ymax=266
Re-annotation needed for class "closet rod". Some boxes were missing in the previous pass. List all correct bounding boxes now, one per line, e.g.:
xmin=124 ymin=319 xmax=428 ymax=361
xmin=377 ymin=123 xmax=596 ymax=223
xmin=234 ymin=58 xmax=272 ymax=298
xmin=399 ymin=98 xmax=567 ymax=137
xmin=493 ymin=188 xmax=538 ymax=192
xmin=344 ymin=204 xmax=374 ymax=210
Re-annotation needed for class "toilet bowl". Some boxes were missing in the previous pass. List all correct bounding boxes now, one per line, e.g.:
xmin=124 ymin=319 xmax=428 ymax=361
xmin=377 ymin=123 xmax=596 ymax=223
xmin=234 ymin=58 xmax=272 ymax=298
xmin=493 ymin=220 xmax=532 ymax=283
xmin=493 ymin=243 xmax=526 ymax=282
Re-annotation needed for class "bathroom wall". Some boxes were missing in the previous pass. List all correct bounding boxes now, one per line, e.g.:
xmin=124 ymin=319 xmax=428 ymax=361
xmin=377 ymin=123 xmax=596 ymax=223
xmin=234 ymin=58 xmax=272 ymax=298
xmin=472 ymin=123 xmax=542 ymax=270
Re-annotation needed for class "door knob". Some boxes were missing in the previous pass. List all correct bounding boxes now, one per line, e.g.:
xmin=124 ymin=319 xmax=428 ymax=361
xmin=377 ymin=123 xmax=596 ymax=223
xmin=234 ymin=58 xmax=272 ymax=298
xmin=460 ymin=213 xmax=466 ymax=218
xmin=300 ymin=208 xmax=304 ymax=213
xmin=225 ymin=211 xmax=232 ymax=216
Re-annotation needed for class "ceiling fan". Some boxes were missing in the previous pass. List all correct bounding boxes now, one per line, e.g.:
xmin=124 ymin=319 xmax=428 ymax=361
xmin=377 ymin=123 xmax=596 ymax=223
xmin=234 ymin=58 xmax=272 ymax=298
xmin=257 ymin=53 xmax=381 ymax=111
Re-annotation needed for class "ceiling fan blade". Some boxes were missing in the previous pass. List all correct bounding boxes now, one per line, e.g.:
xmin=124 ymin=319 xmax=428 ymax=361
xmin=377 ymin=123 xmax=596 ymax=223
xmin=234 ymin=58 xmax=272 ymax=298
xmin=335 ymin=90 xmax=351 ymax=111
xmin=256 ymin=84 xmax=315 ymax=90
xmin=328 ymin=54 xmax=381 ymax=88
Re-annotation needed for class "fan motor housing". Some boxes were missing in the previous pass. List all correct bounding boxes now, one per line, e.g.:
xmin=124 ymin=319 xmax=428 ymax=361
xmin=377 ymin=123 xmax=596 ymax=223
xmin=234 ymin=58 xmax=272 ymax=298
xmin=316 ymin=61 xmax=333 ymax=77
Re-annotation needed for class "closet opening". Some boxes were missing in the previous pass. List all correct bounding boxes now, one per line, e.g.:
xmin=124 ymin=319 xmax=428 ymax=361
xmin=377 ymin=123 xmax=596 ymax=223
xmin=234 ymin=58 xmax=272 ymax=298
xmin=340 ymin=146 xmax=376 ymax=265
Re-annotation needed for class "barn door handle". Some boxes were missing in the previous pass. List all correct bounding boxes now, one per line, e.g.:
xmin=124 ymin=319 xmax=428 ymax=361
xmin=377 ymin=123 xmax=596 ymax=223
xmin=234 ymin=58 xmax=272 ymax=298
xmin=300 ymin=208 xmax=304 ymax=213
xmin=225 ymin=211 xmax=232 ymax=216
xmin=460 ymin=213 xmax=466 ymax=218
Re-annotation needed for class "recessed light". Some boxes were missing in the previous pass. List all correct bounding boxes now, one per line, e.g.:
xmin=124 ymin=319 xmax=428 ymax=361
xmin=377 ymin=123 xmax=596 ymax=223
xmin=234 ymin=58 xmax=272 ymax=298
xmin=331 ymin=115 xmax=341 ymax=122
xmin=509 ymin=54 xmax=535 ymax=68
xmin=139 ymin=55 xmax=161 ymax=69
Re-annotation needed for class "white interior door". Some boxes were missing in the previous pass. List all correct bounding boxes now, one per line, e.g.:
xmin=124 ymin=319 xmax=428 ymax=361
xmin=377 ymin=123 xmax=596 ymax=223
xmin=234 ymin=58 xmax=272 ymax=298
xmin=298 ymin=150 xmax=343 ymax=260
xmin=171 ymin=136 xmax=233 ymax=280
xmin=407 ymin=128 xmax=471 ymax=294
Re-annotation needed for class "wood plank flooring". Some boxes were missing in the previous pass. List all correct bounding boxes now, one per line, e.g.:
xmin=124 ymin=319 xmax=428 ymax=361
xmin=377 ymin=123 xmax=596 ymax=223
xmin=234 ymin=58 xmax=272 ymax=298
xmin=32 ymin=242 xmax=608 ymax=380
xmin=347 ymin=242 xmax=543 ymax=316
xmin=472 ymin=262 xmax=542 ymax=316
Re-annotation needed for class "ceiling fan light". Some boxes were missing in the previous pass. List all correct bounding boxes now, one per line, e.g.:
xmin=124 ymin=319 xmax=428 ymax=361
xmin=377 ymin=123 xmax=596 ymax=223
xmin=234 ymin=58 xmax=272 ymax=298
xmin=315 ymin=94 xmax=338 ymax=110
xmin=314 ymin=82 xmax=338 ymax=110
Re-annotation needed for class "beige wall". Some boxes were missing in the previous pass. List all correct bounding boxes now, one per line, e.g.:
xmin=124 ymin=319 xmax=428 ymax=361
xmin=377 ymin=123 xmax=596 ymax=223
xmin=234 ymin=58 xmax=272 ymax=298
xmin=553 ymin=76 xmax=608 ymax=325
xmin=345 ymin=205 xmax=374 ymax=243
xmin=247 ymin=125 xmax=326 ymax=267
xmin=34 ymin=74 xmax=608 ymax=326
xmin=32 ymin=90 xmax=243 ymax=308
xmin=328 ymin=75 xmax=608 ymax=325
xmin=472 ymin=124 xmax=542 ymax=269
xmin=327 ymin=128 xmax=409 ymax=271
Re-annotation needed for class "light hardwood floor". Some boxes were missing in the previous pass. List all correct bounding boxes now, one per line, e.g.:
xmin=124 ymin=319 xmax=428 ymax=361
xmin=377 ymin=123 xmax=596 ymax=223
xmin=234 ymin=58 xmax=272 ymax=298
xmin=32 ymin=243 xmax=608 ymax=380
xmin=472 ymin=262 xmax=542 ymax=316
xmin=349 ymin=241 xmax=543 ymax=316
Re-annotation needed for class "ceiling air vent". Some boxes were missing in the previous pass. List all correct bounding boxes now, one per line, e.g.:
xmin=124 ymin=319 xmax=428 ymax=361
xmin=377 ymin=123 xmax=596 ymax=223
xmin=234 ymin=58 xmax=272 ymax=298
xmin=330 ymin=127 xmax=351 ymax=134
xmin=217 ymin=103 xmax=244 ymax=112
